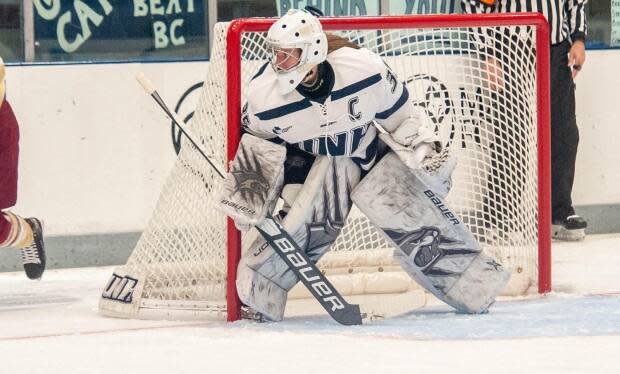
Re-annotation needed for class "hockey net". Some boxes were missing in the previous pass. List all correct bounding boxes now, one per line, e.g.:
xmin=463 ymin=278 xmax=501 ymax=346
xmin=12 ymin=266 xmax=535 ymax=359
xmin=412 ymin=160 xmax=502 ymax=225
xmin=99 ymin=14 xmax=550 ymax=321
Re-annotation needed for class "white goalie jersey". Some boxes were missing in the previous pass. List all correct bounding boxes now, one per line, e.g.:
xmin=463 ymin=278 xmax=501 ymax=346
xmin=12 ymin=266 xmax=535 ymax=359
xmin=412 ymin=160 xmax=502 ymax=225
xmin=242 ymin=46 xmax=414 ymax=170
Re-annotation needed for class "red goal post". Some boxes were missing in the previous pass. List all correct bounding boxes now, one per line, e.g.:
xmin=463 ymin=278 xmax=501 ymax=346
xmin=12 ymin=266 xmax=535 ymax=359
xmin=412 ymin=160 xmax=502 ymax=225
xmin=225 ymin=13 xmax=551 ymax=321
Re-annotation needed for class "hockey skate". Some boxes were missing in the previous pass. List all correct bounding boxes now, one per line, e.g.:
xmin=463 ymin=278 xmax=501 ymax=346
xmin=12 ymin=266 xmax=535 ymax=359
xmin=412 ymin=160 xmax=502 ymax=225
xmin=552 ymin=215 xmax=587 ymax=241
xmin=241 ymin=305 xmax=267 ymax=322
xmin=20 ymin=217 xmax=46 ymax=280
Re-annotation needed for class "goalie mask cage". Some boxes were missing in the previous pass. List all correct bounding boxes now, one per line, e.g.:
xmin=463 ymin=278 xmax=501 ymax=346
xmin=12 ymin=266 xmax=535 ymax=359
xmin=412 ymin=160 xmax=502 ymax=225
xmin=99 ymin=14 xmax=550 ymax=322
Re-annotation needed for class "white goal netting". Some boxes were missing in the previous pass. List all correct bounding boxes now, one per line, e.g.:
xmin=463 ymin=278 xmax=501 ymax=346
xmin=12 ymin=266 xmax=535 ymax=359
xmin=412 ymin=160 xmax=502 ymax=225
xmin=99 ymin=15 xmax=550 ymax=321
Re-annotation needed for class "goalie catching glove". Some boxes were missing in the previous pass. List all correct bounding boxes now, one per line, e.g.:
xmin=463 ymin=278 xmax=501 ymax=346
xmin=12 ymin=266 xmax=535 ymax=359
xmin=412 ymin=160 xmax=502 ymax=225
xmin=216 ymin=134 xmax=286 ymax=231
xmin=378 ymin=108 xmax=442 ymax=169
xmin=378 ymin=108 xmax=456 ymax=198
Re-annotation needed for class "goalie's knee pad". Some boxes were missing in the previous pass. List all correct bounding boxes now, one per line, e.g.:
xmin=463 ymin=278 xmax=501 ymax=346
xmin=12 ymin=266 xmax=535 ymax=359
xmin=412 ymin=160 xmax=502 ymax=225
xmin=280 ymin=184 xmax=303 ymax=216
xmin=279 ymin=156 xmax=361 ymax=262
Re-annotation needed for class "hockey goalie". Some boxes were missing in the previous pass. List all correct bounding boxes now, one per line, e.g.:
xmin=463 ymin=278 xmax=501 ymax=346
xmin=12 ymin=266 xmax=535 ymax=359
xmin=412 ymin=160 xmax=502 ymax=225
xmin=218 ymin=7 xmax=510 ymax=322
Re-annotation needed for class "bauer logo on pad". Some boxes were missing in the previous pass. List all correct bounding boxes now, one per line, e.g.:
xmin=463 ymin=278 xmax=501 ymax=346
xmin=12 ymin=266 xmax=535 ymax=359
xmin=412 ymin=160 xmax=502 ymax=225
xmin=424 ymin=190 xmax=460 ymax=225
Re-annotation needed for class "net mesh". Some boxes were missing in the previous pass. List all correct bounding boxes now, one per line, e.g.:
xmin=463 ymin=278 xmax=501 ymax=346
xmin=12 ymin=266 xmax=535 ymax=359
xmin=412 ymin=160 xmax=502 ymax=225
xmin=101 ymin=19 xmax=543 ymax=319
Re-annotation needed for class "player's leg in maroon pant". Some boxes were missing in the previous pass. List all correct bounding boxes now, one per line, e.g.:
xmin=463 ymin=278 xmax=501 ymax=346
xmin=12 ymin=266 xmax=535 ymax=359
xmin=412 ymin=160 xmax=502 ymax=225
xmin=0 ymin=100 xmax=46 ymax=278
xmin=0 ymin=100 xmax=19 ymax=245
xmin=0 ymin=100 xmax=19 ymax=210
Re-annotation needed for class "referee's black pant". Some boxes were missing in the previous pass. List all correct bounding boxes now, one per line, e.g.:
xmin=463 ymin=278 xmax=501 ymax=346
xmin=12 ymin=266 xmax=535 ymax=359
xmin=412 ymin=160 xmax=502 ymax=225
xmin=482 ymin=36 xmax=579 ymax=232
xmin=550 ymin=40 xmax=579 ymax=222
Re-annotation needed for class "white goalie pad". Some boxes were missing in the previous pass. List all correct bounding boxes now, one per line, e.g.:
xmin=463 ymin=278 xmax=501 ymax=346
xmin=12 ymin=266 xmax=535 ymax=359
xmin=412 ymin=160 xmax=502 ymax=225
xmin=236 ymin=156 xmax=361 ymax=321
xmin=352 ymin=152 xmax=510 ymax=314
xmin=217 ymin=134 xmax=286 ymax=226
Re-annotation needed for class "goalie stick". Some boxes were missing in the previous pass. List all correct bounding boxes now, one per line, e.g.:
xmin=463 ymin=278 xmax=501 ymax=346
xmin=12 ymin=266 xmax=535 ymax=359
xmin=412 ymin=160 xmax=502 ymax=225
xmin=135 ymin=73 xmax=367 ymax=325
xmin=136 ymin=73 xmax=225 ymax=180
xmin=255 ymin=214 xmax=362 ymax=325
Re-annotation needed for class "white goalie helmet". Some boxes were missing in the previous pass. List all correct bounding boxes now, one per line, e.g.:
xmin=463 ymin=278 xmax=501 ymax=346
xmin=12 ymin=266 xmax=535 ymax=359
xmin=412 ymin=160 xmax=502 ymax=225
xmin=266 ymin=9 xmax=328 ymax=94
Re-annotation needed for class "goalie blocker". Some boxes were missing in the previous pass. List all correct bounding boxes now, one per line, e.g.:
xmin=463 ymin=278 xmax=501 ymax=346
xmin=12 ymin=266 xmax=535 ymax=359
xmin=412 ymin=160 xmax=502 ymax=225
xmin=352 ymin=152 xmax=510 ymax=313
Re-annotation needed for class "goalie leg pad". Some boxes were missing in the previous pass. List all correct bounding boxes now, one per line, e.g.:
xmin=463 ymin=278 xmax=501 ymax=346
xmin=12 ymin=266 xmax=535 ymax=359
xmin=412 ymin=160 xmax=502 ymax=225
xmin=236 ymin=156 xmax=361 ymax=320
xmin=352 ymin=152 xmax=509 ymax=314
xmin=236 ymin=259 xmax=288 ymax=321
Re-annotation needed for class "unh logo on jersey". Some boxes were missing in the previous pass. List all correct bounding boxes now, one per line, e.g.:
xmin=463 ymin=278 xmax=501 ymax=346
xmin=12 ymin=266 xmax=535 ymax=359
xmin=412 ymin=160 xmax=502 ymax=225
xmin=298 ymin=122 xmax=370 ymax=156
xmin=101 ymin=273 xmax=138 ymax=303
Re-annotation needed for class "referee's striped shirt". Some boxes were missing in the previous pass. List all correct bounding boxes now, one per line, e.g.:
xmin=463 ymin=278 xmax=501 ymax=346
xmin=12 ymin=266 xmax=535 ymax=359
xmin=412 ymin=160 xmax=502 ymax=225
xmin=461 ymin=0 xmax=588 ymax=45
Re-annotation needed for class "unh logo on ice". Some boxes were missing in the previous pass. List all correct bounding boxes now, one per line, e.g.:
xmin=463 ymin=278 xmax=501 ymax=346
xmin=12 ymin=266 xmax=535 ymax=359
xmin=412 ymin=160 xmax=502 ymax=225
xmin=101 ymin=273 xmax=138 ymax=303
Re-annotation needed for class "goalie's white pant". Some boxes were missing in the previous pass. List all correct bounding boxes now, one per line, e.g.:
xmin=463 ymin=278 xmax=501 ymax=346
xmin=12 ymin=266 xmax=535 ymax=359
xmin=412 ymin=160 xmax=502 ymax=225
xmin=237 ymin=156 xmax=361 ymax=321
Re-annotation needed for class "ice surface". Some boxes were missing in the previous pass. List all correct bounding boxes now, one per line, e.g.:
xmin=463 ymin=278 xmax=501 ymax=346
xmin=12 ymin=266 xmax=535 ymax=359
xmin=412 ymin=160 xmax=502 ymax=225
xmin=1 ymin=234 xmax=619 ymax=373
